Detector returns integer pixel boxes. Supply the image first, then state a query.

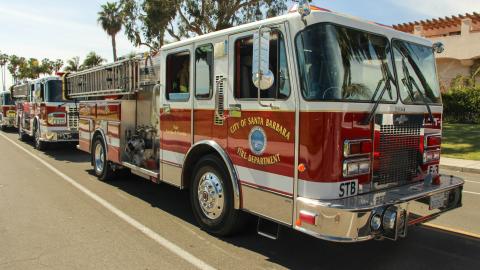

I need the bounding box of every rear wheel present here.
[190,154,246,236]
[93,137,114,181]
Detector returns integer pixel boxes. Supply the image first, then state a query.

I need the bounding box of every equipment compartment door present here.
[226,23,296,225]
[159,45,194,187]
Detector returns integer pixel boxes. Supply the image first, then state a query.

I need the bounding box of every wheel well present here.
[182,144,223,190]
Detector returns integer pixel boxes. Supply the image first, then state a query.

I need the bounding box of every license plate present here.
[429,192,447,210]
[7,112,15,117]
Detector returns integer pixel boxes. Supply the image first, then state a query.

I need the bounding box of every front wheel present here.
[34,124,47,150]
[93,137,114,181]
[190,155,247,236]
[18,122,27,141]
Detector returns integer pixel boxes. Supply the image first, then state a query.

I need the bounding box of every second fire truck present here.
[0,92,16,130]
[0,91,16,131]
[11,76,79,150]
[63,6,463,242]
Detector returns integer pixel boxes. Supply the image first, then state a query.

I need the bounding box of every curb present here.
[441,164,480,174]
[423,223,480,239]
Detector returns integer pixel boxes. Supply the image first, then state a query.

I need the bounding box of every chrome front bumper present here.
[40,128,79,142]
[0,117,15,127]
[294,175,463,242]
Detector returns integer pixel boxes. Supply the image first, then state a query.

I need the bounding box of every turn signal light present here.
[299,211,317,225]
[426,134,442,147]
[343,139,372,157]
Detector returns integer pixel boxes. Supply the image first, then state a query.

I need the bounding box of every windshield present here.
[2,93,13,105]
[392,40,441,104]
[46,80,66,102]
[295,23,397,102]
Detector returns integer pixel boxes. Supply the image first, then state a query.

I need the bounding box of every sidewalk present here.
[441,157,480,174]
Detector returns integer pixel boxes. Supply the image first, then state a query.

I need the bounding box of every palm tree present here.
[40,58,54,76]
[0,52,8,91]
[7,55,25,84]
[98,2,122,61]
[81,51,106,70]
[64,57,81,72]
[53,59,64,73]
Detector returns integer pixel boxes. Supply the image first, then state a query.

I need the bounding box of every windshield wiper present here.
[362,61,394,125]
[400,57,435,123]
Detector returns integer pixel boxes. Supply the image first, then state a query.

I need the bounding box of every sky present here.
[1,0,479,88]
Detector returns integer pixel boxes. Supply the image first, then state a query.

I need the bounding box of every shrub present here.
[442,87,480,123]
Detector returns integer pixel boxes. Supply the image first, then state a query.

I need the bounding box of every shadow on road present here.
[5,128,91,163]
[94,170,480,270]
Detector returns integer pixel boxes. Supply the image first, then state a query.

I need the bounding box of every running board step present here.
[257,217,280,240]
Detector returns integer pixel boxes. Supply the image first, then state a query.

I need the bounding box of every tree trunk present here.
[111,34,117,62]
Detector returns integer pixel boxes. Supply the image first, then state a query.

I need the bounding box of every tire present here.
[190,154,247,236]
[34,123,47,150]
[18,122,27,141]
[92,137,115,181]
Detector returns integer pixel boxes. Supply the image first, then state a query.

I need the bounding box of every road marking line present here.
[463,190,480,196]
[464,180,480,184]
[423,223,480,239]
[0,133,215,270]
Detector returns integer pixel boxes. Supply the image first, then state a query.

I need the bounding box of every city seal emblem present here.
[249,126,267,156]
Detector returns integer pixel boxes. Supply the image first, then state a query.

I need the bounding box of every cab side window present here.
[195,44,214,99]
[234,31,291,99]
[166,51,190,101]
[34,83,44,102]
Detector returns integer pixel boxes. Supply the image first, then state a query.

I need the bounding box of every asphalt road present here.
[0,130,479,270]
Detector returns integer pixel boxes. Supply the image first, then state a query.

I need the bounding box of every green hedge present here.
[442,87,480,124]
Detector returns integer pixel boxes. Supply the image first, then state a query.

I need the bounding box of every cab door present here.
[226,23,296,225]
[159,45,194,187]
[192,38,229,147]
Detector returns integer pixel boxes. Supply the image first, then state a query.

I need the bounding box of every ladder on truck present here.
[11,83,30,99]
[63,58,140,99]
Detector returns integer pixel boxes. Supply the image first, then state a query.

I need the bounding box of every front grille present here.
[68,107,79,129]
[373,123,422,187]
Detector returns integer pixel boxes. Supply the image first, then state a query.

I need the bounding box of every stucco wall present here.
[436,58,472,91]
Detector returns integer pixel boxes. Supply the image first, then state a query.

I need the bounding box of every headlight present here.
[47,112,66,125]
[423,150,440,163]
[343,158,370,177]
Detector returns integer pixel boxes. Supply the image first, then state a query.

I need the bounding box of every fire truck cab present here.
[0,91,16,130]
[65,6,463,242]
[15,77,79,150]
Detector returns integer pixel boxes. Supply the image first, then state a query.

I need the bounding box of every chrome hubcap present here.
[94,143,105,174]
[197,172,224,220]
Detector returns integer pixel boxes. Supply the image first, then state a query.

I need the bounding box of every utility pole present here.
[0,53,8,92]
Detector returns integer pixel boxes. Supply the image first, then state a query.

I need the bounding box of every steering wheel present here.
[322,86,341,99]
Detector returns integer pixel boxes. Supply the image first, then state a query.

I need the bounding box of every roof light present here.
[289,2,331,15]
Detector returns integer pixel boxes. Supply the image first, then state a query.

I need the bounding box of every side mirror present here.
[433,42,445,54]
[252,27,274,90]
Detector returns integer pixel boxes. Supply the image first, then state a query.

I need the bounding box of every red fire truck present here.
[0,91,16,130]
[63,5,463,242]
[12,76,79,150]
